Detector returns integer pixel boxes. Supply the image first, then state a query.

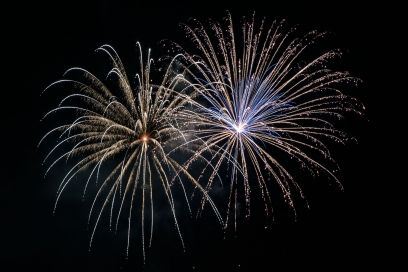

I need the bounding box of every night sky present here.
[2,0,398,271]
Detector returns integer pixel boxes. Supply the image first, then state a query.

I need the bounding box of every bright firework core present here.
[141,134,149,142]
[233,123,246,133]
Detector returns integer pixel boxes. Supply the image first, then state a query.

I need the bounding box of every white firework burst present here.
[39,43,222,259]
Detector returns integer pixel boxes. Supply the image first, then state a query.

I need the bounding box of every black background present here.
[1,0,399,271]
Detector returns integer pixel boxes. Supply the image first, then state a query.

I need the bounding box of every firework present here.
[39,43,222,259]
[173,14,363,228]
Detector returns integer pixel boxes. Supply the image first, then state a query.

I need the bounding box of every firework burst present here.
[39,43,222,259]
[173,14,364,228]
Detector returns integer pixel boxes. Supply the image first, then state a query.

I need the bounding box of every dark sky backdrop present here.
[1,0,398,271]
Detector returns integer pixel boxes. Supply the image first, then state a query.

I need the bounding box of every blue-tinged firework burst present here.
[173,13,363,228]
